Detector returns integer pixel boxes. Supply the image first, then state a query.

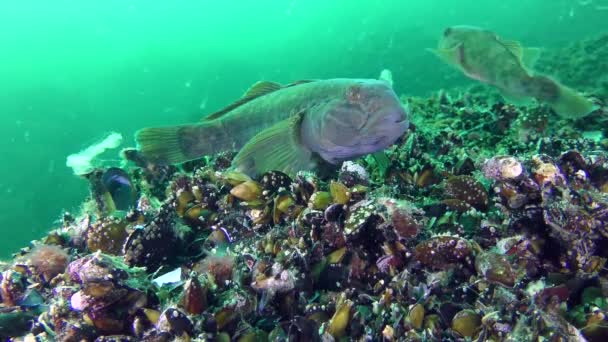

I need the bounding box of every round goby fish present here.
[135,79,409,177]
[429,25,596,118]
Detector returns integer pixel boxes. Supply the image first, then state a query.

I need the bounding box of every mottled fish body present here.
[429,25,596,118]
[136,78,408,176]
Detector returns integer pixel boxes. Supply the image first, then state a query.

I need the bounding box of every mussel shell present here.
[299,209,326,230]
[324,203,346,225]
[260,170,293,195]
[86,220,128,255]
[156,308,193,336]
[288,316,321,342]
[180,277,207,315]
[123,220,177,269]
[291,175,317,204]
[95,336,137,342]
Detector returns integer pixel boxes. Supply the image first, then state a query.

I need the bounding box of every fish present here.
[135,79,409,177]
[101,167,137,211]
[429,25,596,118]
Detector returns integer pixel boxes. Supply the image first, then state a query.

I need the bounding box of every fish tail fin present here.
[135,123,217,164]
[529,75,597,118]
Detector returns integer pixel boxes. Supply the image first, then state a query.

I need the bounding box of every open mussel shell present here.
[327,299,353,339]
[179,276,207,315]
[451,309,482,338]
[230,180,263,202]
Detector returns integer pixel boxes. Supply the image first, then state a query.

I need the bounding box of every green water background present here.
[1,0,606,257]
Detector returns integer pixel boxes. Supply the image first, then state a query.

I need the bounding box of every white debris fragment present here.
[66,132,123,175]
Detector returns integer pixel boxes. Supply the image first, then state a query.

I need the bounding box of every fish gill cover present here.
[1,1,608,341]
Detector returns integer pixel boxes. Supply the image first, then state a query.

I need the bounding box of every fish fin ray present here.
[202,80,315,122]
[527,75,596,118]
[135,126,190,164]
[498,38,524,62]
[202,81,282,121]
[284,80,317,87]
[135,124,211,164]
[243,81,282,98]
[202,98,252,121]
[231,113,314,177]
[549,82,596,118]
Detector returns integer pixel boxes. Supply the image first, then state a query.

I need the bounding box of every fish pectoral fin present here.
[231,113,315,177]
[243,81,283,98]
[427,45,462,67]
[522,47,542,71]
[498,38,524,61]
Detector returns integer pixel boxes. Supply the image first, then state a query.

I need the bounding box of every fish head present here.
[301,80,409,164]
[438,25,493,49]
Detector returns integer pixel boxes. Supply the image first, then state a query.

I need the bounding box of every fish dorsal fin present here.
[201,80,313,122]
[284,79,316,87]
[498,38,524,61]
[202,81,282,121]
[243,80,282,98]
[202,98,252,121]
[231,112,314,177]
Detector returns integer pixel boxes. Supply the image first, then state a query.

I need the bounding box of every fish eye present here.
[443,28,452,36]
